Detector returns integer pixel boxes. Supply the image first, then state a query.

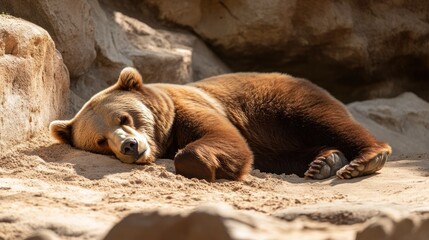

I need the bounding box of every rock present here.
[69,0,135,102]
[356,212,429,240]
[348,92,429,158]
[273,202,390,225]
[25,229,60,240]
[0,16,69,151]
[0,0,229,106]
[190,39,231,81]
[117,11,193,85]
[0,0,96,78]
[70,1,230,107]
[89,0,133,70]
[115,10,230,84]
[104,205,231,240]
[104,203,303,240]
[131,48,193,84]
[70,67,111,109]
[143,0,429,102]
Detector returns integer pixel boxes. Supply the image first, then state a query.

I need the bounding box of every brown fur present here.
[50,67,391,182]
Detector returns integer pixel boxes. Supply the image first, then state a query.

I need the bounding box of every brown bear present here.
[50,67,391,182]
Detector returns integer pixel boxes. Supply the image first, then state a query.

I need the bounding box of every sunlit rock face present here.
[0,0,96,78]
[0,16,69,150]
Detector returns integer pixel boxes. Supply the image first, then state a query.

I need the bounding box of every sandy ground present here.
[1,129,428,239]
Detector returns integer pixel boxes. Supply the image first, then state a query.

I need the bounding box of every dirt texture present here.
[1,94,428,240]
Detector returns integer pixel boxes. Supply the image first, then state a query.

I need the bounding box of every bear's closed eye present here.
[119,115,130,125]
[97,138,107,146]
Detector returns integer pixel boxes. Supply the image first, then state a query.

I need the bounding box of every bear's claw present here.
[336,152,389,179]
[304,151,348,180]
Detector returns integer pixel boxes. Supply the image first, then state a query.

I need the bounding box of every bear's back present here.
[189,72,341,121]
[190,73,342,143]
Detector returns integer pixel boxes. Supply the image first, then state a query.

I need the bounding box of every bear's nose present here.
[120,138,138,157]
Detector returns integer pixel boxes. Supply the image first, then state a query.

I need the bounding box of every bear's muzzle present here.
[120,138,140,159]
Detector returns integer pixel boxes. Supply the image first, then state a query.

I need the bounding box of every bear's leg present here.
[304,149,349,180]
[279,92,392,179]
[173,109,253,182]
[336,143,391,179]
[174,136,253,182]
[174,147,217,181]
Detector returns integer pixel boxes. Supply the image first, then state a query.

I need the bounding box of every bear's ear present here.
[49,120,73,145]
[116,67,144,91]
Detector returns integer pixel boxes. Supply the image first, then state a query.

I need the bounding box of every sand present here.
[1,93,429,239]
[1,131,428,240]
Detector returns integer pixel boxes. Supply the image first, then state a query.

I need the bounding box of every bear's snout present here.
[120,138,140,159]
[109,126,152,164]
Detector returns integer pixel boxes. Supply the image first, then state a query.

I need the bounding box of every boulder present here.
[117,11,193,84]
[115,10,230,84]
[348,92,429,158]
[143,0,429,102]
[104,203,300,240]
[104,203,429,240]
[356,212,429,240]
[0,0,96,78]
[25,229,60,240]
[0,16,69,151]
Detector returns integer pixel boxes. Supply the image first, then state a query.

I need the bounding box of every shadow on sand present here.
[23,143,429,182]
[23,143,175,180]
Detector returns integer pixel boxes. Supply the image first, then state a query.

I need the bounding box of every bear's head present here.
[49,67,173,164]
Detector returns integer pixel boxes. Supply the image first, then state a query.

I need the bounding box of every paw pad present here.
[305,151,348,180]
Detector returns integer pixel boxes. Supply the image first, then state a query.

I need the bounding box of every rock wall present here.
[142,0,429,102]
[0,16,69,151]
[0,0,96,78]
[3,0,427,103]
[0,0,231,111]
[72,0,230,103]
[348,92,429,158]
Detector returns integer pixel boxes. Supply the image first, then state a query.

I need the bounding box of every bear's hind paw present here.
[336,151,389,179]
[304,150,348,180]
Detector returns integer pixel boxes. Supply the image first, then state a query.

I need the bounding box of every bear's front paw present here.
[174,149,216,182]
[336,152,389,179]
[304,150,348,180]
